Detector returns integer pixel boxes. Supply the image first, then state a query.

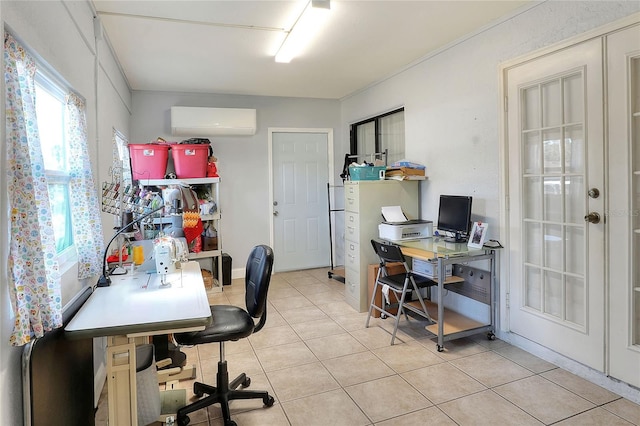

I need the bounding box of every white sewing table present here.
[65,261,211,426]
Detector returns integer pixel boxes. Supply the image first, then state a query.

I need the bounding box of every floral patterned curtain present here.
[5,33,62,345]
[66,93,104,279]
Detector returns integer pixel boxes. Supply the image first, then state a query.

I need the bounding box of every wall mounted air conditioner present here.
[171,106,257,136]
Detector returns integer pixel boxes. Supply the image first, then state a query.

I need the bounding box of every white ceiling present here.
[93,0,530,99]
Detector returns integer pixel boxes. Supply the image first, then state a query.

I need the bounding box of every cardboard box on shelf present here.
[367,262,406,318]
[202,236,218,251]
[385,167,425,176]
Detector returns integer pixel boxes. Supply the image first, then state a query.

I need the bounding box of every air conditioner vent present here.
[171,106,256,136]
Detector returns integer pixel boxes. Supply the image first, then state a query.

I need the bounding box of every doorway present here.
[504,21,640,388]
[269,129,334,272]
[606,24,640,388]
[505,38,606,371]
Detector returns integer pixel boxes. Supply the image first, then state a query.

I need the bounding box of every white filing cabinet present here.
[344,180,419,312]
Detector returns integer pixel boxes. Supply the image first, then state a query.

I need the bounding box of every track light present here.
[275,0,331,63]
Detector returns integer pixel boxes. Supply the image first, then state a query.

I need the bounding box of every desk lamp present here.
[97,205,164,287]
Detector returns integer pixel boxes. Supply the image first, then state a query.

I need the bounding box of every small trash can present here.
[136,344,161,426]
[213,253,232,285]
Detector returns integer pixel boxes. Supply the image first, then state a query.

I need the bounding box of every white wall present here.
[342,1,639,228]
[339,1,640,323]
[131,91,340,270]
[0,1,132,423]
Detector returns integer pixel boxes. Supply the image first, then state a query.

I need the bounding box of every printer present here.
[378,205,433,241]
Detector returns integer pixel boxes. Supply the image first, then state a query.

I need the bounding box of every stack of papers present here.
[385,167,426,180]
[386,160,426,180]
[381,206,407,223]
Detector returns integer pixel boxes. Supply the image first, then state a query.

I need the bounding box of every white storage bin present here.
[413,258,452,279]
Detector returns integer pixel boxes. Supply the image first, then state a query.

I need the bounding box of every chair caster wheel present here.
[381,314,388,319]
[264,395,275,407]
[487,332,496,340]
[225,420,237,426]
[193,383,204,397]
[242,376,251,387]
[437,344,444,352]
[177,415,190,426]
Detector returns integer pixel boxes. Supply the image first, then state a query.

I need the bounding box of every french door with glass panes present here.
[506,38,605,371]
[607,24,640,388]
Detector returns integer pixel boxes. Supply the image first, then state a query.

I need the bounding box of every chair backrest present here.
[244,245,274,332]
[371,239,405,264]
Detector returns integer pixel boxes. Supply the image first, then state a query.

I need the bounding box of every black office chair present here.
[174,245,275,426]
[366,239,436,344]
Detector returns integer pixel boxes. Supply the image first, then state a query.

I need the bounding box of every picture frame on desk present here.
[468,221,488,249]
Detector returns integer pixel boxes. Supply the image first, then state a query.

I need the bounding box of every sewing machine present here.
[154,236,188,285]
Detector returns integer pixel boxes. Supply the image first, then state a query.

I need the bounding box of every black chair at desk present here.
[366,239,436,344]
[174,245,275,426]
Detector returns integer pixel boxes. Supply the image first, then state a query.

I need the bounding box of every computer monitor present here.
[437,195,473,243]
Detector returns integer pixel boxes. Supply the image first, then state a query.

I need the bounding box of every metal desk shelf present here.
[397,238,497,351]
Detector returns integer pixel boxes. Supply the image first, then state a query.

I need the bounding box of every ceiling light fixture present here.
[275,0,331,63]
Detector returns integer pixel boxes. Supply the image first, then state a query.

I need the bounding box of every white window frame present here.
[34,71,77,271]
[350,108,405,164]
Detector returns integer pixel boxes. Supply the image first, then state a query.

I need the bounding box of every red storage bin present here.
[128,144,170,179]
[171,144,209,178]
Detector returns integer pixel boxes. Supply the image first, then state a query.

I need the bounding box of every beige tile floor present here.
[96,267,640,426]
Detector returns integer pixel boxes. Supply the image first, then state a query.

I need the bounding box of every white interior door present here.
[607,24,640,388]
[271,131,330,272]
[506,39,605,371]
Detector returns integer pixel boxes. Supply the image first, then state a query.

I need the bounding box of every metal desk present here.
[396,238,497,351]
[65,261,211,425]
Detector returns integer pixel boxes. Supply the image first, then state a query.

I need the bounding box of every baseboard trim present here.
[497,331,640,404]
[231,267,244,280]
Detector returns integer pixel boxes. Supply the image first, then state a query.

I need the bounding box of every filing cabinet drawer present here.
[344,183,360,212]
[345,240,360,270]
[345,267,367,312]
[345,211,360,242]
[345,195,359,213]
[344,267,360,301]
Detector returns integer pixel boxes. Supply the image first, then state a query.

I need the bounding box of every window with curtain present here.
[4,32,104,345]
[350,108,405,165]
[35,73,74,254]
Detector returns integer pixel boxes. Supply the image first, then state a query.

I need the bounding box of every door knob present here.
[584,212,600,224]
[273,211,279,216]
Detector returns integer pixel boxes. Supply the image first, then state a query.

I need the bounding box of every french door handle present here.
[584,212,600,224]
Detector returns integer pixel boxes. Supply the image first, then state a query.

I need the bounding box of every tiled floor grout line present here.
[274,281,395,425]
[96,268,640,425]
[268,297,376,425]
[269,281,460,425]
[265,272,635,426]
